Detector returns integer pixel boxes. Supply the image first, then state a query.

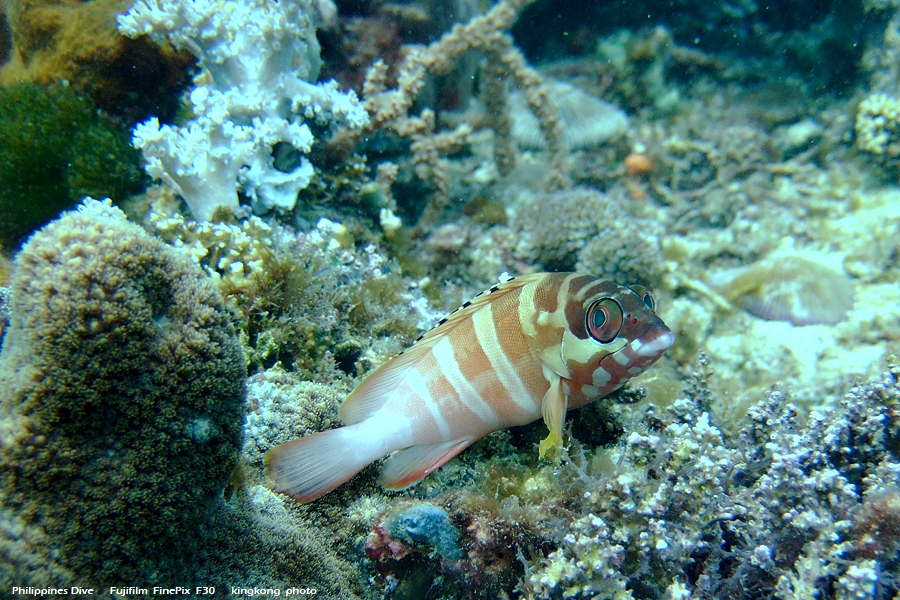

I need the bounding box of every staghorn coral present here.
[0,199,246,587]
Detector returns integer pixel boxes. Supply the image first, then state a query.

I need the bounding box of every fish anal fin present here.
[379,438,474,490]
[341,274,544,425]
[539,375,568,459]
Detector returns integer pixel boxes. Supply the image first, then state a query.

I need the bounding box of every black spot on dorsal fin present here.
[388,274,524,359]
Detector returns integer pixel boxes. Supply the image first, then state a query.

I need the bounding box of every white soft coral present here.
[118,0,369,220]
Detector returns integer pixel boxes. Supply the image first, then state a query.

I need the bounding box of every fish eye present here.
[586,298,623,343]
[629,285,657,313]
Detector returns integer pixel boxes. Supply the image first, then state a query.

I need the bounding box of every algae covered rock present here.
[0,199,246,586]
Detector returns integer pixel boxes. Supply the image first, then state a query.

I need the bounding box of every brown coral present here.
[0,0,194,121]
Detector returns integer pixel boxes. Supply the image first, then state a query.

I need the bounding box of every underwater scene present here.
[1,0,900,598]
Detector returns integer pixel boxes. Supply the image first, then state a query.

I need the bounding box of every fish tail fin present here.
[265,425,376,503]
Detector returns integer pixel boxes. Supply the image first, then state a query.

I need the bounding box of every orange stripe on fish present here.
[265,272,675,502]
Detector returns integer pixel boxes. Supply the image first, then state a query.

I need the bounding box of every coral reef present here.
[0,199,246,586]
[117,0,369,220]
[518,361,900,600]
[3,0,900,595]
[0,0,195,120]
[363,485,555,600]
[150,204,432,377]
[0,83,145,249]
[352,0,572,229]
[198,484,366,598]
[512,187,665,287]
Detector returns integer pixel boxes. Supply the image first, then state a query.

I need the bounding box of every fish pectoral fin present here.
[379,438,474,490]
[539,376,568,459]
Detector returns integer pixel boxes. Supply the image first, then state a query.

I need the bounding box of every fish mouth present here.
[599,328,675,379]
[630,329,676,360]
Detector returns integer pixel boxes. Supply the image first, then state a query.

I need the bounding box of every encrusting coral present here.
[0,199,246,586]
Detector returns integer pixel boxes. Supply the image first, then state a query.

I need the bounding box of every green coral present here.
[0,83,145,248]
[0,199,246,586]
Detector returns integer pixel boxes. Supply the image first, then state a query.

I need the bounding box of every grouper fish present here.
[266,272,675,502]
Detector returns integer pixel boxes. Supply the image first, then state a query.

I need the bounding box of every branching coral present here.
[353,0,570,225]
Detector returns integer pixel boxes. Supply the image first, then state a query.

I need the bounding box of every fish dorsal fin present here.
[339,273,543,425]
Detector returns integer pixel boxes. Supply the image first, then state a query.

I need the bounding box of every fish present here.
[265,272,675,502]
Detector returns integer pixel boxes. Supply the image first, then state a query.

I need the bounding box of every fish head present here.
[555,280,674,398]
